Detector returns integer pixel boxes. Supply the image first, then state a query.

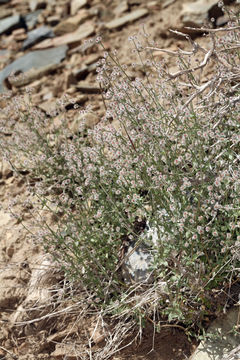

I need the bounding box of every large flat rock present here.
[0,45,68,92]
[190,307,240,360]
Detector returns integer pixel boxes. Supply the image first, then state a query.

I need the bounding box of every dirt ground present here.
[0,0,238,358]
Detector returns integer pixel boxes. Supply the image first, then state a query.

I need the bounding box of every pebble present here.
[29,0,47,12]
[105,8,148,30]
[76,81,101,93]
[71,0,87,16]
[54,9,90,36]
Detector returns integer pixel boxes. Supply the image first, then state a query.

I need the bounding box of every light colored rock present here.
[0,159,13,178]
[76,81,100,93]
[22,25,54,50]
[71,0,87,16]
[190,307,240,360]
[8,63,63,87]
[51,344,81,359]
[29,0,46,12]
[54,9,90,35]
[0,8,12,19]
[11,255,61,324]
[113,0,128,15]
[162,0,176,9]
[33,23,94,49]
[121,221,160,283]
[0,209,12,227]
[69,112,99,133]
[105,8,148,30]
[181,0,220,27]
[12,28,27,41]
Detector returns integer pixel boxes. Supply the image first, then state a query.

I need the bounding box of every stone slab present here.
[0,45,68,92]
[190,307,240,360]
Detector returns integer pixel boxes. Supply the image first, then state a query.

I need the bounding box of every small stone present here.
[216,14,229,27]
[76,81,101,93]
[89,325,105,344]
[54,9,90,36]
[72,65,88,81]
[12,28,27,41]
[162,0,176,9]
[22,26,54,50]
[33,23,94,49]
[105,8,148,30]
[113,1,128,15]
[69,112,99,133]
[51,344,81,359]
[0,8,13,20]
[29,0,47,12]
[0,49,9,64]
[0,160,13,179]
[65,94,87,110]
[180,0,223,28]
[38,98,57,115]
[84,53,100,65]
[46,15,60,27]
[71,0,87,16]
[0,14,24,35]
[23,10,42,30]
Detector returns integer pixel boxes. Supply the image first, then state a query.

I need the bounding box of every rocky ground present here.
[0,0,239,359]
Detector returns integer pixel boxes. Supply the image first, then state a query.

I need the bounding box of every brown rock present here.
[51,344,81,359]
[0,8,13,20]
[84,53,101,65]
[113,0,128,15]
[46,15,60,26]
[71,0,87,16]
[89,325,105,344]
[33,23,95,49]
[69,112,99,133]
[76,81,100,93]
[105,8,149,29]
[12,28,27,41]
[0,159,13,178]
[38,94,87,114]
[54,9,90,36]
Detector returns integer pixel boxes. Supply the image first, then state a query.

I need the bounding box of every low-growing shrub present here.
[1,4,240,342]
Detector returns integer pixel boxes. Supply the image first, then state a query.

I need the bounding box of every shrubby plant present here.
[1,4,240,342]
